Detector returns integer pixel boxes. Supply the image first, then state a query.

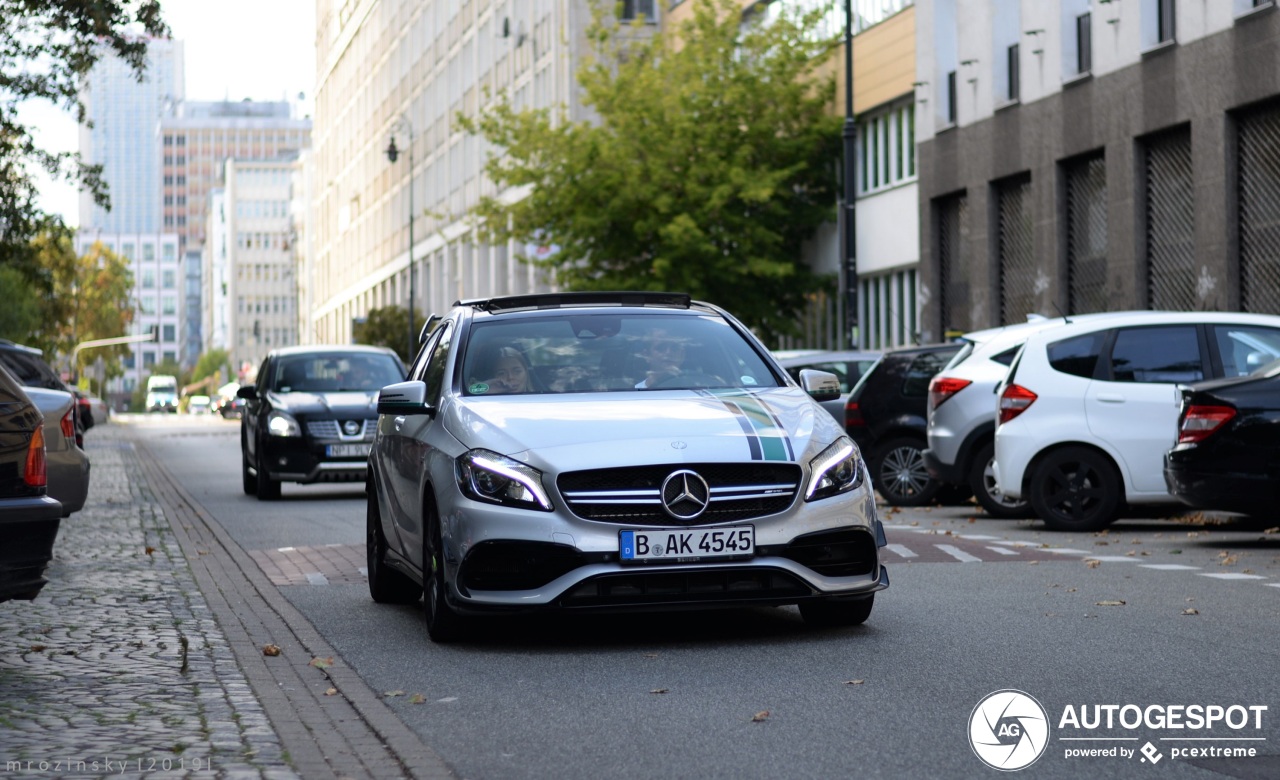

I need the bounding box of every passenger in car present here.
[470,345,534,394]
[635,329,688,389]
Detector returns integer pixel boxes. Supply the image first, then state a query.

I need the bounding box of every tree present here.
[32,234,134,378]
[460,0,842,342]
[353,305,422,365]
[191,348,231,383]
[0,265,41,342]
[0,0,168,256]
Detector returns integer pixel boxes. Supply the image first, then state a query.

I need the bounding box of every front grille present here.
[780,528,878,578]
[459,541,587,592]
[305,419,373,441]
[559,567,810,608]
[558,463,801,525]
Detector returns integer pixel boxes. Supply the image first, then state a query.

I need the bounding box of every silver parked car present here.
[366,293,889,642]
[24,387,91,517]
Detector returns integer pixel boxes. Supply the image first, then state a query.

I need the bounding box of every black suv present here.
[844,343,963,506]
[0,363,63,603]
[240,346,406,500]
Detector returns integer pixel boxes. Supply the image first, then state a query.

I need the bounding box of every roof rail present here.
[458,291,692,313]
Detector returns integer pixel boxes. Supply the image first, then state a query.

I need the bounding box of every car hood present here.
[267,390,378,416]
[445,388,845,472]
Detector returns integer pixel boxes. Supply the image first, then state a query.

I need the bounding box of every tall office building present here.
[308,1,632,344]
[78,38,184,233]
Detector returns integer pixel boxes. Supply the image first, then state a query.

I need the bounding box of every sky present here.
[25,0,317,227]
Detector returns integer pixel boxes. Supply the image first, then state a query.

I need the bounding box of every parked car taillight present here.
[24,426,46,487]
[928,376,972,411]
[60,408,76,440]
[1178,404,1236,444]
[998,384,1038,425]
[844,400,865,428]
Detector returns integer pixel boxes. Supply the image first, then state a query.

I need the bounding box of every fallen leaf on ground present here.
[751,710,770,722]
[324,688,337,696]
[144,546,156,556]
[650,688,669,695]
[1029,561,1039,565]
[384,690,405,698]
[1264,527,1278,535]
[1181,608,1199,615]
[409,694,426,704]
[262,644,281,657]
[643,653,659,659]
[29,645,46,652]
[1067,588,1078,592]
[1096,600,1126,606]
[309,657,334,669]
[1095,541,1109,546]
[844,679,865,686]
[968,518,976,524]
[1085,559,1101,568]
[1125,551,1137,557]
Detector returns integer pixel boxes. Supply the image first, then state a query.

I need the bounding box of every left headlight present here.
[456,449,553,511]
[267,411,301,437]
[805,437,864,501]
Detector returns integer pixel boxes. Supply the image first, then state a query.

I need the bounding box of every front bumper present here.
[261,435,370,484]
[0,495,63,603]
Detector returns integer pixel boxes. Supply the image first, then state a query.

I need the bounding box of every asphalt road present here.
[134,414,1280,779]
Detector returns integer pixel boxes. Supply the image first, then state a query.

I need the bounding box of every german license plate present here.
[619,526,754,562]
[326,443,371,458]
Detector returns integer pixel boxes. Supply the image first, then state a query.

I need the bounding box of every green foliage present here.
[34,234,135,379]
[0,266,41,342]
[459,0,842,342]
[353,305,422,365]
[191,348,232,384]
[0,0,168,253]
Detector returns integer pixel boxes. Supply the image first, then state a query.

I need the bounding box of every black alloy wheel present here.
[366,485,421,604]
[799,594,875,628]
[1029,446,1121,532]
[255,437,281,501]
[873,437,940,507]
[967,442,1033,519]
[423,492,467,643]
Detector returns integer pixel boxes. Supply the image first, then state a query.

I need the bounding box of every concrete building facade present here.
[916,0,1280,342]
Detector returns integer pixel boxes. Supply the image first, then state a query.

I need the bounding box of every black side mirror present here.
[237,385,258,400]
[377,380,434,416]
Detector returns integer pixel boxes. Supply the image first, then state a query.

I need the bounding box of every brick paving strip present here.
[127,427,452,780]
[0,422,450,780]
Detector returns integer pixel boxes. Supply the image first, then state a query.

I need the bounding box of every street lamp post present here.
[385,115,415,361]
[842,0,859,348]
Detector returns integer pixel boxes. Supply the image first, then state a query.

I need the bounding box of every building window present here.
[1006,44,1020,101]
[1142,126,1195,309]
[1235,102,1280,313]
[1064,154,1108,314]
[162,296,177,315]
[936,192,970,337]
[162,270,176,289]
[1076,13,1092,74]
[857,102,916,195]
[143,351,156,368]
[162,324,176,342]
[142,269,155,289]
[163,351,176,364]
[620,0,656,22]
[858,268,919,350]
[996,174,1035,325]
[163,244,175,261]
[946,70,957,124]
[1158,0,1176,42]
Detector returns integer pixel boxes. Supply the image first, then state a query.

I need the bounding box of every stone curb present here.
[129,430,453,780]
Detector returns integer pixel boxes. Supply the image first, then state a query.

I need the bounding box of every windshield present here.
[270,353,405,393]
[462,313,781,396]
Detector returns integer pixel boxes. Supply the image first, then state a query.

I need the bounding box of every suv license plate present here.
[326,444,371,457]
[620,526,754,562]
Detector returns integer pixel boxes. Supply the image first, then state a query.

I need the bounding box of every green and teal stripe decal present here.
[702,390,794,462]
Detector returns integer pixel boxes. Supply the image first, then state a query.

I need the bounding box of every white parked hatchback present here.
[994,311,1280,531]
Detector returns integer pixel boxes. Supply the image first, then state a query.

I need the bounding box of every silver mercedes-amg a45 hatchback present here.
[365,292,889,641]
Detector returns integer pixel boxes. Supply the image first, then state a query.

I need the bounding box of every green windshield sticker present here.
[469,382,489,394]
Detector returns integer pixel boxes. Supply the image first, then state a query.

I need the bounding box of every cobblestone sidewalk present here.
[0,424,297,779]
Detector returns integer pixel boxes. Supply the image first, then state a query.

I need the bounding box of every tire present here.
[1028,446,1121,532]
[800,594,874,628]
[366,486,421,604]
[872,437,940,507]
[242,449,257,496]
[423,493,467,643]
[967,442,1033,519]
[255,438,281,501]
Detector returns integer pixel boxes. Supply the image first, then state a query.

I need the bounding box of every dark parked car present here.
[240,346,407,500]
[0,339,93,435]
[0,363,63,603]
[844,343,963,506]
[776,349,882,424]
[1164,359,1280,516]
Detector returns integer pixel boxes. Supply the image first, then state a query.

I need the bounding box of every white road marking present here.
[1045,548,1091,555]
[1198,573,1267,580]
[277,547,295,552]
[1081,556,1143,563]
[957,534,1000,540]
[1139,564,1202,571]
[304,572,330,585]
[985,546,1020,556]
[884,544,917,559]
[937,544,982,563]
[358,567,369,577]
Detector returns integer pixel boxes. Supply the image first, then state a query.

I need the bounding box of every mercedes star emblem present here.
[660,469,710,521]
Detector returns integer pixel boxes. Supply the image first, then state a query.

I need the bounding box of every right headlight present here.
[456,449,553,511]
[804,437,864,501]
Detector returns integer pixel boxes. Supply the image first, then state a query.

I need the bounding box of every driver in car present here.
[636,329,688,389]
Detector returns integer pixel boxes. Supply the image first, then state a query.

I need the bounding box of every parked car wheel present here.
[255,439,281,501]
[423,494,466,643]
[242,450,256,496]
[968,442,1033,519]
[1029,446,1121,532]
[873,437,939,506]
[367,488,421,604]
[799,594,874,627]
